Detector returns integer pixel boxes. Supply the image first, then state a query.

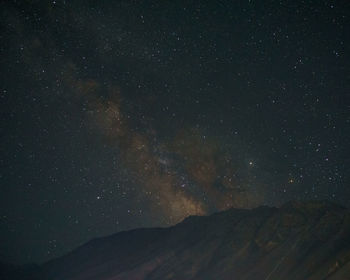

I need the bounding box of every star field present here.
[0,0,349,264]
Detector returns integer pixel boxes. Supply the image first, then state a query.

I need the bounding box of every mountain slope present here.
[8,201,350,280]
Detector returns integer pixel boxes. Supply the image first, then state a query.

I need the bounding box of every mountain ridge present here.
[3,200,350,280]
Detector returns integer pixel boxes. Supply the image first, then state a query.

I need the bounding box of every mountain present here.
[4,201,350,280]
[0,262,39,280]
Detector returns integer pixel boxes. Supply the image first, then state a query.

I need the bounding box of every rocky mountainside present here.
[5,201,350,280]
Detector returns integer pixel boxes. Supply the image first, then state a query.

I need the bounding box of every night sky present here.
[0,0,349,265]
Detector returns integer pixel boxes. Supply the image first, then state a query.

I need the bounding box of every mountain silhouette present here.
[3,200,350,279]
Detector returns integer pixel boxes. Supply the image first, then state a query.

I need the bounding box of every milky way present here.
[0,1,349,264]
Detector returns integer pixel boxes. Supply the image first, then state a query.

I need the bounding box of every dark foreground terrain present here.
[2,201,350,280]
